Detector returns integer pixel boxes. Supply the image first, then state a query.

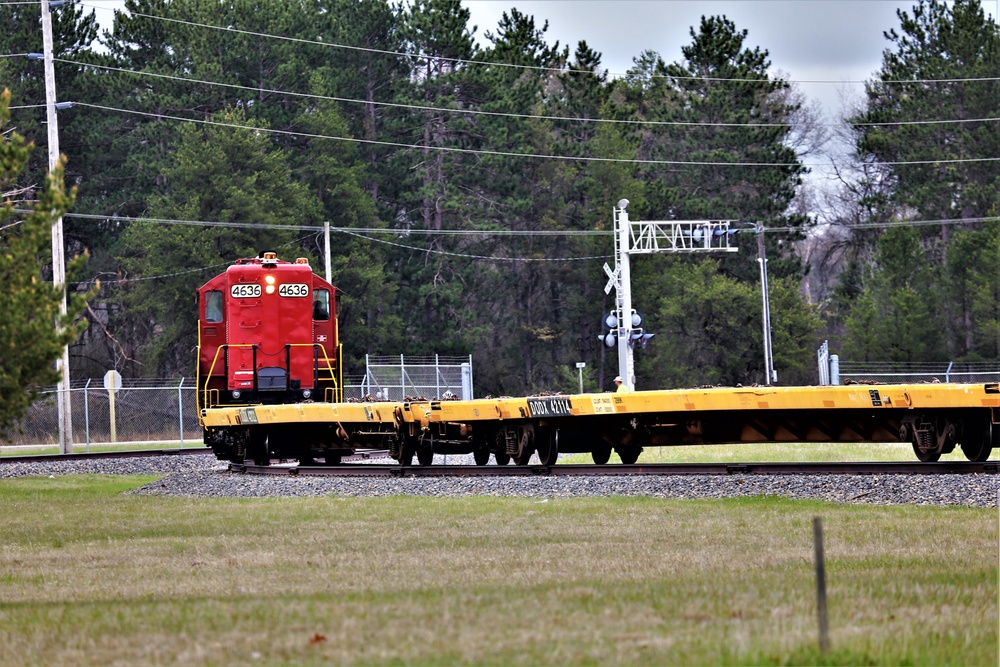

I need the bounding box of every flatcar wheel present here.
[250,430,270,466]
[591,445,612,465]
[514,448,534,466]
[536,430,559,466]
[417,440,434,466]
[911,441,941,463]
[960,419,993,462]
[617,446,641,465]
[399,445,414,466]
[494,451,511,466]
[231,434,247,464]
[473,449,490,466]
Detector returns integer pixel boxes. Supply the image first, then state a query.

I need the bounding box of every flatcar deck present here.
[200,383,1000,465]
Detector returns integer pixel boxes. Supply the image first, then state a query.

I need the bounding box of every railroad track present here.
[0,447,390,466]
[231,460,1000,477]
[0,447,213,464]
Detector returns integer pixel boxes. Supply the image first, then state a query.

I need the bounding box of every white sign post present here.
[104,370,122,444]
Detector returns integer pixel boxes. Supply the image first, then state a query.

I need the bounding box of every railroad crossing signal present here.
[604,200,740,390]
[603,263,620,295]
[599,309,655,349]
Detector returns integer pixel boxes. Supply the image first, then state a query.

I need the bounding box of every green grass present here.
[562,441,1000,465]
[0,441,200,456]
[0,476,995,666]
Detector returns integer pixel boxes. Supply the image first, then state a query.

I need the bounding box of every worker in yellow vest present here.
[614,375,630,393]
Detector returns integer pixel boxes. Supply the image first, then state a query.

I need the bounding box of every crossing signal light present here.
[630,332,655,349]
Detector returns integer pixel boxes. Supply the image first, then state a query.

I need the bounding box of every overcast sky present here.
[461,0,997,120]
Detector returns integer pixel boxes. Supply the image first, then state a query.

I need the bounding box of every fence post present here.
[83,378,92,452]
[178,377,185,449]
[436,354,441,399]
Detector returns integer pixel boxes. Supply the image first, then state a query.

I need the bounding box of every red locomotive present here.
[196,252,340,409]
[197,252,352,464]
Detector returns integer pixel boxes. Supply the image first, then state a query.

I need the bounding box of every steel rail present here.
[0,447,214,464]
[230,460,999,477]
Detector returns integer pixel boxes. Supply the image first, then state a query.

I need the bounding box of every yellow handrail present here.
[199,342,341,411]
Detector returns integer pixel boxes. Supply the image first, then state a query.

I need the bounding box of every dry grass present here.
[562,441,999,464]
[0,475,996,666]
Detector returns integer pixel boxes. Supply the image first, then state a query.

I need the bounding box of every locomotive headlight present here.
[302,389,312,399]
[265,284,276,294]
[231,390,242,400]
[264,274,276,294]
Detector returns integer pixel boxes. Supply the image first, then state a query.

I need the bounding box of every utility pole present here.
[757,225,775,386]
[40,0,73,452]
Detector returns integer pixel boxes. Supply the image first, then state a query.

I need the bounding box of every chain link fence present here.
[817,343,1000,385]
[3,356,475,448]
[1,379,201,449]
[346,355,474,401]
[837,361,1000,385]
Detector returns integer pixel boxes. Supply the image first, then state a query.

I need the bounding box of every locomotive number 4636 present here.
[278,283,310,297]
[230,284,262,298]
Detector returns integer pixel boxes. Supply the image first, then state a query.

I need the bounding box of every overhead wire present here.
[50,56,1000,130]
[4,2,994,256]
[70,102,1000,168]
[77,2,1000,86]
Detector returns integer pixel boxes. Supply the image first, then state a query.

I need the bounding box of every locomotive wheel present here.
[513,449,534,465]
[591,445,612,465]
[617,446,641,465]
[473,449,490,466]
[417,440,434,466]
[960,418,994,462]
[536,429,559,466]
[494,451,511,466]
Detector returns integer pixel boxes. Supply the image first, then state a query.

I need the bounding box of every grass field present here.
[563,441,1000,465]
[0,474,996,666]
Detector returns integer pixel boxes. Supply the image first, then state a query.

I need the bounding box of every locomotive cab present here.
[197,253,340,410]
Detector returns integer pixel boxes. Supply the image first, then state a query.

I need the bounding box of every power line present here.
[50,56,1000,130]
[50,210,1000,236]
[340,230,611,263]
[70,102,1000,168]
[58,211,610,236]
[77,2,1000,86]
[72,101,808,167]
[68,232,318,286]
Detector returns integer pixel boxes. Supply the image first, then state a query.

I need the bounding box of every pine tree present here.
[0,90,90,428]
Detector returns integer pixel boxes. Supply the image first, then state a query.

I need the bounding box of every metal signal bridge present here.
[602,200,739,391]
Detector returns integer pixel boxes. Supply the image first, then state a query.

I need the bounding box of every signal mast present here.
[600,199,743,391]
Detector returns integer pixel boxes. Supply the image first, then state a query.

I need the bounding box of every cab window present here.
[205,290,223,323]
[313,289,330,321]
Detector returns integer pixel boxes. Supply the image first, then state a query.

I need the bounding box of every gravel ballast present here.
[1,453,997,507]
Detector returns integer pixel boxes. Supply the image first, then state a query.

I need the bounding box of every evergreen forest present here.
[1,0,997,406]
